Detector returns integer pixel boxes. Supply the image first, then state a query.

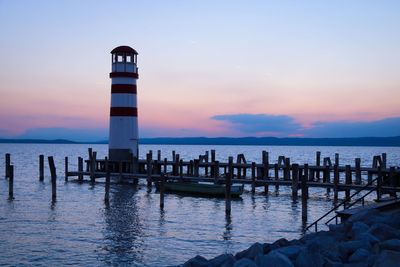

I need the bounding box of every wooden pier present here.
[4,148,400,225]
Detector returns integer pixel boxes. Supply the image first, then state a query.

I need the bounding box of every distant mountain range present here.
[1,136,400,146]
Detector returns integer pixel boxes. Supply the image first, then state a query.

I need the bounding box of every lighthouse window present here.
[117,55,123,62]
[126,55,132,62]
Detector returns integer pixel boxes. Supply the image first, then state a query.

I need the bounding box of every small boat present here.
[159,181,244,198]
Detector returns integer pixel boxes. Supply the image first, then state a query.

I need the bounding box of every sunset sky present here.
[0,1,399,141]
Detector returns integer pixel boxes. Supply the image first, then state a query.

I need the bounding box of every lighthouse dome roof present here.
[111,46,138,55]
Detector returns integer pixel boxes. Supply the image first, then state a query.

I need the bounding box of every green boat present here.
[160,181,244,197]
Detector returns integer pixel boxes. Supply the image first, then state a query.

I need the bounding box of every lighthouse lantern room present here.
[108,46,139,161]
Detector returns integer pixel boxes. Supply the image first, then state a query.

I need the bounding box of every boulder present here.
[347,208,379,224]
[348,248,370,263]
[263,238,290,254]
[295,245,324,267]
[274,245,302,260]
[209,254,235,267]
[255,251,294,267]
[368,223,400,241]
[338,240,371,261]
[349,221,369,239]
[232,258,257,267]
[235,242,263,260]
[183,255,209,267]
[379,239,400,252]
[355,232,380,246]
[374,250,400,267]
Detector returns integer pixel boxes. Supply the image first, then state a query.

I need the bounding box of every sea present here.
[0,144,399,266]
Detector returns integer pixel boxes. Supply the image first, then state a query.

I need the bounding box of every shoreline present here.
[180,207,400,267]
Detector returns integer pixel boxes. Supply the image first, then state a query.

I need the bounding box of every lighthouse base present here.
[109,149,134,161]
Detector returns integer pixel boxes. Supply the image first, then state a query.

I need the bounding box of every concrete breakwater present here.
[180,208,400,267]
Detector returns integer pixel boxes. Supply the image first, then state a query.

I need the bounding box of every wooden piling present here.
[333,164,339,200]
[205,151,209,176]
[274,163,279,191]
[355,158,361,185]
[179,159,183,179]
[251,162,256,194]
[39,154,44,181]
[325,165,331,194]
[292,164,299,198]
[376,166,382,201]
[302,164,309,200]
[211,150,216,162]
[284,158,290,180]
[64,157,68,182]
[225,157,233,215]
[160,172,165,209]
[316,151,321,181]
[78,157,83,181]
[382,153,387,169]
[163,158,167,174]
[389,167,396,197]
[334,153,339,166]
[5,153,10,179]
[146,153,152,187]
[48,156,57,200]
[105,157,110,203]
[345,165,352,200]
[214,161,220,183]
[194,159,199,177]
[262,151,269,179]
[8,165,14,199]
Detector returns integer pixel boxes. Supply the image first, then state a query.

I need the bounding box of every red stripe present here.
[110,107,138,117]
[111,84,137,94]
[110,72,139,78]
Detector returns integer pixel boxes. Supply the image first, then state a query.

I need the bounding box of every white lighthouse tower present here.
[108,46,139,161]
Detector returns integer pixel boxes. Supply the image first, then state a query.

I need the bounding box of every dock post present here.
[355,158,361,185]
[160,172,165,209]
[382,153,387,169]
[5,153,10,179]
[39,154,44,181]
[251,162,256,194]
[333,164,339,200]
[325,165,331,194]
[236,154,241,179]
[174,154,180,176]
[105,157,110,203]
[292,164,299,198]
[301,164,308,221]
[225,157,233,215]
[179,159,183,179]
[345,165,352,200]
[194,160,199,177]
[91,152,97,183]
[146,153,152,187]
[78,157,83,181]
[48,156,57,201]
[214,161,220,183]
[334,153,339,166]
[389,167,396,197]
[262,151,269,179]
[376,166,382,201]
[284,158,290,180]
[274,163,279,191]
[302,164,309,200]
[64,157,68,182]
[316,151,321,181]
[8,165,14,200]
[163,158,167,174]
[172,150,176,162]
[205,151,209,177]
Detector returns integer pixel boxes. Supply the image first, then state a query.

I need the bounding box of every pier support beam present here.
[5,153,10,179]
[225,157,233,215]
[39,155,44,181]
[8,165,14,200]
[48,156,57,201]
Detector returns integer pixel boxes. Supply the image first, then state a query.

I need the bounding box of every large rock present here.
[235,242,263,260]
[255,251,294,267]
[368,223,400,241]
[348,248,370,263]
[232,258,257,267]
[338,240,371,261]
[379,239,400,252]
[209,254,235,267]
[349,221,369,239]
[295,244,324,267]
[355,232,380,246]
[374,250,400,267]
[183,255,209,267]
[347,208,380,224]
[274,245,302,260]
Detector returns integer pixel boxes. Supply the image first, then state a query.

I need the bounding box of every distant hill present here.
[1,136,399,146]
[139,136,400,146]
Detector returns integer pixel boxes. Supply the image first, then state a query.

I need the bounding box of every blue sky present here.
[0,1,399,141]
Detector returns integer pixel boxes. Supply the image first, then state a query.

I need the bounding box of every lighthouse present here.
[108,46,139,161]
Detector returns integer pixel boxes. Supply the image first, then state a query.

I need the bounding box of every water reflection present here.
[101,184,144,265]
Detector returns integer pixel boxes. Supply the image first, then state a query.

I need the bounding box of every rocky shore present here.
[179,208,400,267]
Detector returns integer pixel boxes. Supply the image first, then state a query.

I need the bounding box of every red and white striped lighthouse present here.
[108,46,139,161]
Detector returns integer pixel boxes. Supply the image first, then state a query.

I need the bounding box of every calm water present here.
[0,144,399,266]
